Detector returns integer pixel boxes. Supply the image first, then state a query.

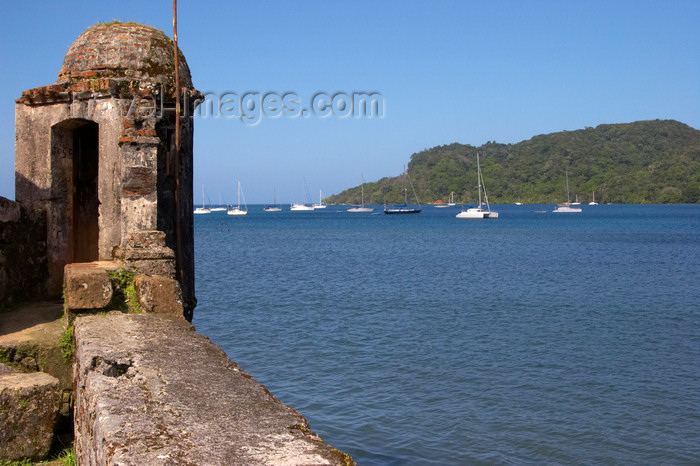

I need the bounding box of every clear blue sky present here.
[1,0,698,204]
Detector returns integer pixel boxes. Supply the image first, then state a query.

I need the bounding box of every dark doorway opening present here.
[71,121,99,262]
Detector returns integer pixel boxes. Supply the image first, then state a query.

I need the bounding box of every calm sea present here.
[192,204,700,465]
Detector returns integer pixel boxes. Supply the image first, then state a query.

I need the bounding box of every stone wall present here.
[0,197,47,308]
[73,313,354,465]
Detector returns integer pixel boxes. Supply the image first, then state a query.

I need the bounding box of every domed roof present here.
[58,22,193,89]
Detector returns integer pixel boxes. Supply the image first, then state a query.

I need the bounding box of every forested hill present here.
[327,120,700,205]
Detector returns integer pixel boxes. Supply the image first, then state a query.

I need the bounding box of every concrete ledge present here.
[73,313,354,465]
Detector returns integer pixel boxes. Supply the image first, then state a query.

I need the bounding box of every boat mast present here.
[302,177,309,204]
[403,165,408,204]
[360,175,365,207]
[565,170,571,203]
[477,153,483,207]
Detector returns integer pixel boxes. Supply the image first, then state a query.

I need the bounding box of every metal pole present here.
[173,0,190,320]
[173,0,180,150]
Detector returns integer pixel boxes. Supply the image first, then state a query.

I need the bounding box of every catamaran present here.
[553,171,582,213]
[227,181,248,216]
[456,153,498,219]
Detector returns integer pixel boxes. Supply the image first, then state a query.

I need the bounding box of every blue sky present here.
[1,0,698,204]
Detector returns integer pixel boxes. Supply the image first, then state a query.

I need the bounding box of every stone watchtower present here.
[14,23,200,320]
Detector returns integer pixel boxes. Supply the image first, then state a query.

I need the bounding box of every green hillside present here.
[327,120,700,205]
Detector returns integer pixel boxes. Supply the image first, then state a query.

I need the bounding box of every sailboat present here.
[552,171,582,213]
[264,188,282,212]
[313,189,327,209]
[348,174,373,212]
[193,184,211,214]
[211,191,227,212]
[448,192,456,207]
[456,153,498,219]
[227,181,248,216]
[589,191,598,205]
[290,178,314,211]
[384,166,421,214]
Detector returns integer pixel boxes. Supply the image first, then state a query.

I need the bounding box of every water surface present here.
[194,204,700,464]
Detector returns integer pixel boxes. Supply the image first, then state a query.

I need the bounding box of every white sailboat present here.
[264,188,282,212]
[227,181,248,216]
[211,191,226,212]
[194,184,211,214]
[553,171,582,213]
[448,192,456,206]
[290,178,315,210]
[313,189,327,209]
[348,174,373,212]
[589,191,598,205]
[456,153,498,219]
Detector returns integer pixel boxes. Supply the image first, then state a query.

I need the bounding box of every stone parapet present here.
[73,313,354,465]
[62,259,184,321]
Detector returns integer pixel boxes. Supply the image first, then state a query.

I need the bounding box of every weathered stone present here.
[0,197,48,308]
[123,230,167,249]
[134,275,183,316]
[0,372,61,461]
[113,230,177,279]
[63,263,113,310]
[73,313,355,465]
[0,363,14,375]
[58,23,193,93]
[20,356,38,371]
[0,196,21,223]
[14,22,198,312]
[0,302,71,388]
[122,166,156,196]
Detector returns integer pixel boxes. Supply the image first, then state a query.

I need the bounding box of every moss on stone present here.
[58,327,74,363]
[0,348,10,365]
[107,268,140,314]
[92,20,146,28]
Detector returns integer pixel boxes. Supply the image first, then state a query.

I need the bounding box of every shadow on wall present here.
[0,193,48,309]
